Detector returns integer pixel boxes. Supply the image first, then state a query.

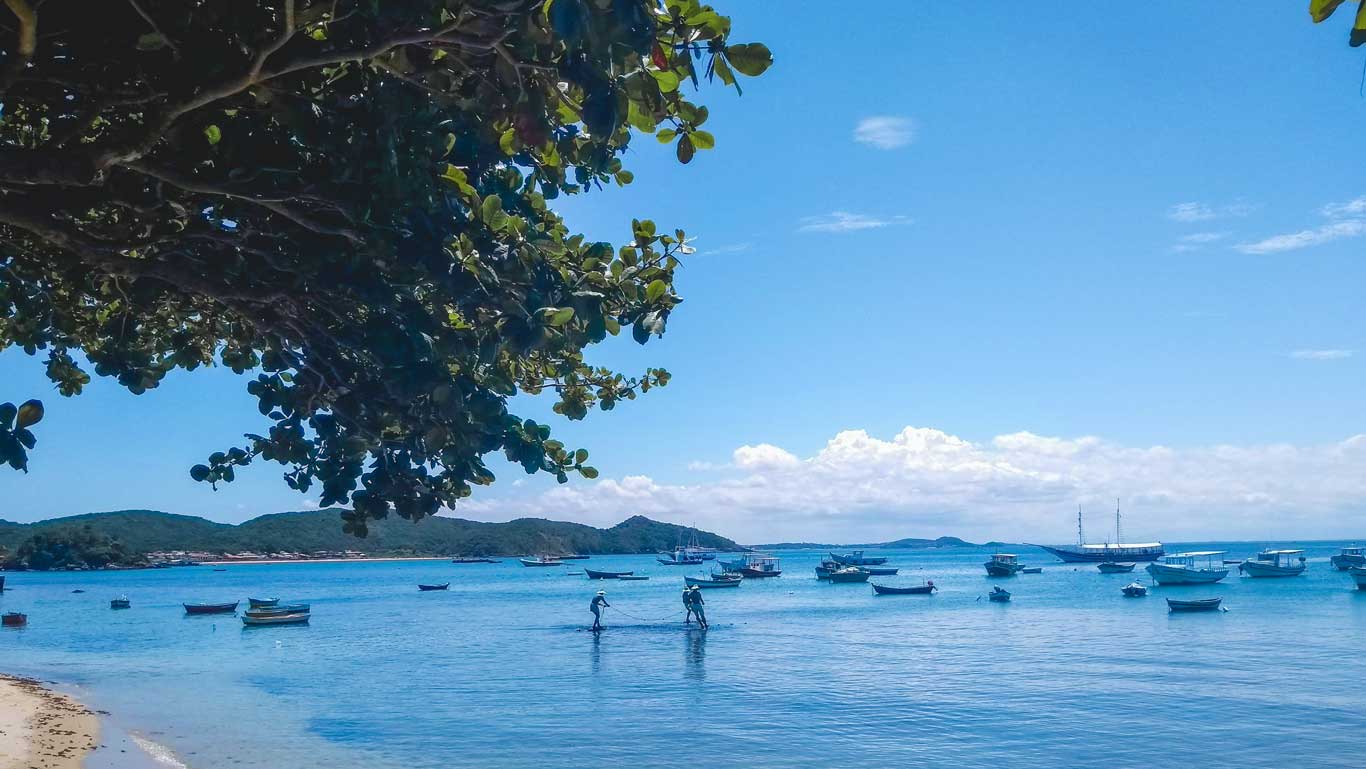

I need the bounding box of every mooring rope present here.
[602,606,686,622]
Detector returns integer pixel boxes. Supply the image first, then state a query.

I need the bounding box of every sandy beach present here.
[0,675,99,769]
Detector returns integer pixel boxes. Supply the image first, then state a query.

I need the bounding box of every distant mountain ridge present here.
[753,536,980,550]
[0,510,739,558]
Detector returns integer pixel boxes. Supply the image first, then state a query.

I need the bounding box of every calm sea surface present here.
[1,542,1364,768]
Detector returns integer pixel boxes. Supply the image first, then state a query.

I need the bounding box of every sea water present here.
[1,543,1363,768]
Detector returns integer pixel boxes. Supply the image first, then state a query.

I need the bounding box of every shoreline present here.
[0,674,99,769]
[198,555,453,565]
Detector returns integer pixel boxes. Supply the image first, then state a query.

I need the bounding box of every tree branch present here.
[0,0,36,96]
[125,0,179,60]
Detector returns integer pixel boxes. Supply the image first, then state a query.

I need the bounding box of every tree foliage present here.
[4,525,144,570]
[1311,0,1366,45]
[0,1,770,534]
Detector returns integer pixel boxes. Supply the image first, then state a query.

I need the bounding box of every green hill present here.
[0,510,738,561]
[755,535,980,550]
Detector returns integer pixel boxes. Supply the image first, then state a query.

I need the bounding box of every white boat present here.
[1349,566,1366,590]
[1239,549,1306,578]
[1121,582,1148,597]
[984,553,1024,576]
[519,556,564,567]
[1144,551,1230,585]
[1331,546,1366,571]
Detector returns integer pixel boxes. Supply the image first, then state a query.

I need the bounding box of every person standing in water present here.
[682,587,695,624]
[590,590,610,631]
[687,585,707,628]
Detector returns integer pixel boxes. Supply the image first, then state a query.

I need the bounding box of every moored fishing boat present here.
[110,596,130,609]
[1034,502,1164,563]
[519,556,564,567]
[585,569,634,579]
[2,612,26,626]
[861,565,900,576]
[871,580,936,595]
[1331,546,1365,571]
[183,601,239,615]
[984,553,1024,577]
[1349,566,1366,590]
[1021,567,1042,574]
[988,586,1011,602]
[736,554,782,578]
[657,547,704,566]
[1238,549,1306,578]
[418,583,449,591]
[829,551,888,566]
[1144,552,1229,585]
[244,603,310,614]
[1167,597,1223,612]
[247,597,279,608]
[1121,582,1148,597]
[684,575,740,588]
[827,567,870,584]
[1098,562,1136,574]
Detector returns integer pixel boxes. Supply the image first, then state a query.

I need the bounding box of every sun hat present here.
[596,590,605,595]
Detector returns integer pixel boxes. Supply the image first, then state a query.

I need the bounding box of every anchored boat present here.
[2,612,26,627]
[1144,551,1229,585]
[418,583,450,591]
[183,601,239,615]
[827,567,870,584]
[1034,502,1164,563]
[871,581,936,595]
[684,577,738,589]
[1167,597,1223,612]
[1098,562,1137,574]
[1331,546,1365,571]
[519,556,564,567]
[829,551,888,566]
[1121,582,1148,597]
[110,596,131,609]
[242,609,310,626]
[984,553,1025,577]
[988,586,1011,602]
[657,547,705,566]
[247,597,279,608]
[585,569,634,579]
[1239,549,1306,577]
[735,554,782,578]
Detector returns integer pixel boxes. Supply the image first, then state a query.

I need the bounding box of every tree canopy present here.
[0,0,770,534]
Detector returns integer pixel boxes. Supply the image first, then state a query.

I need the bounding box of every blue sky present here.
[5,2,1366,543]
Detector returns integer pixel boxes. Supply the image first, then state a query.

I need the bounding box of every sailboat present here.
[1034,501,1164,563]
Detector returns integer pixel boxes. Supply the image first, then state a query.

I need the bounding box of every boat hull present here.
[519,559,564,567]
[657,559,703,566]
[1167,598,1222,612]
[1349,567,1366,590]
[828,570,870,584]
[1121,584,1148,597]
[684,576,740,588]
[871,583,935,595]
[1037,544,1164,563]
[585,569,634,579]
[247,597,279,608]
[984,563,1022,577]
[243,612,310,626]
[1331,554,1366,570]
[1238,561,1305,578]
[738,567,781,578]
[418,584,450,591]
[183,602,239,614]
[1097,562,1136,574]
[1144,563,1228,585]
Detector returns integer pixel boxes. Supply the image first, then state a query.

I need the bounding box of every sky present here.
[5,2,1366,544]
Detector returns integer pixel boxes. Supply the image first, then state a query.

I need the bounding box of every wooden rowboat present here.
[242,611,310,626]
[110,597,131,609]
[827,567,870,584]
[247,597,279,608]
[519,557,564,567]
[2,612,26,627]
[183,602,238,615]
[245,603,309,614]
[418,583,450,591]
[684,576,740,588]
[988,586,1011,602]
[584,569,634,579]
[871,582,936,595]
[1167,597,1223,612]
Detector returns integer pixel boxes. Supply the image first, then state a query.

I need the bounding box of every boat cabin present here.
[1342,546,1364,556]
[989,553,1019,564]
[1252,549,1305,567]
[741,555,781,574]
[1161,551,1225,569]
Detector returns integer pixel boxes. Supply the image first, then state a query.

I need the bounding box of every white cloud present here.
[853,116,916,150]
[1236,219,1366,254]
[1179,231,1229,244]
[458,425,1366,543]
[797,211,909,233]
[1236,194,1366,254]
[1290,349,1353,360]
[1168,202,1254,223]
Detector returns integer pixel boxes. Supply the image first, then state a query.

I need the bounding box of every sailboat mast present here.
[1077,505,1085,546]
[1115,498,1123,545]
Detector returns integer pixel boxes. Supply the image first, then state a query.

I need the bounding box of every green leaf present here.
[14,400,42,429]
[646,279,667,302]
[656,128,677,144]
[579,466,599,479]
[190,464,211,482]
[1353,1,1366,45]
[604,317,621,336]
[724,43,773,77]
[1311,0,1349,22]
[690,130,715,150]
[548,307,575,326]
[136,32,170,51]
[203,124,222,145]
[574,448,588,463]
[440,164,477,198]
[652,70,681,93]
[481,194,503,223]
[0,403,14,429]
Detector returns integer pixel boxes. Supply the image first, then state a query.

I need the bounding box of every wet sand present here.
[0,674,99,769]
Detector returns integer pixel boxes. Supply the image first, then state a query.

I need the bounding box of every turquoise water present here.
[2,542,1364,768]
